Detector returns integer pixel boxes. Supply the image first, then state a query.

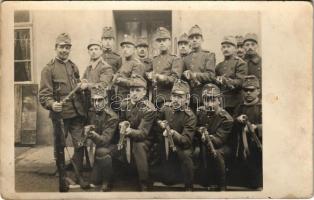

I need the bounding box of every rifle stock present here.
[197,127,217,157]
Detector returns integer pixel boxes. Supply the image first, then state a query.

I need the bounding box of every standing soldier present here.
[182,25,216,112]
[215,36,248,115]
[101,26,122,73]
[136,37,153,73]
[235,35,245,59]
[233,75,262,189]
[81,39,113,112]
[39,33,88,191]
[243,33,262,83]
[156,80,196,191]
[146,27,183,109]
[117,75,156,191]
[177,33,190,58]
[111,35,145,112]
[196,84,233,191]
[84,85,119,192]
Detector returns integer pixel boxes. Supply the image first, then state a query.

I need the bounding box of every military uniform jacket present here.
[244,53,262,83]
[158,103,196,150]
[102,49,122,73]
[139,57,153,73]
[88,108,119,148]
[115,57,145,97]
[215,56,248,108]
[183,49,216,99]
[151,53,183,101]
[120,98,156,142]
[82,57,114,89]
[39,58,85,119]
[196,106,234,149]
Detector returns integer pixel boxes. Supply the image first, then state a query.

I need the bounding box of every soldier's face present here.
[171,93,189,110]
[121,44,135,58]
[156,38,171,52]
[55,44,71,60]
[237,44,245,58]
[189,35,203,49]
[136,46,148,58]
[102,37,114,50]
[242,87,260,102]
[88,45,102,60]
[243,40,258,55]
[178,42,190,55]
[221,43,236,57]
[92,97,106,112]
[130,87,146,103]
[203,96,220,112]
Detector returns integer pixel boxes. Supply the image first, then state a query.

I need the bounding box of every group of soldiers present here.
[38,24,262,192]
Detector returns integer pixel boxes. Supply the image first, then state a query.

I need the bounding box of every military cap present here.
[235,35,244,46]
[102,26,114,39]
[172,79,190,95]
[155,27,171,40]
[87,39,102,49]
[130,74,147,88]
[243,33,258,44]
[188,25,202,38]
[136,37,149,47]
[56,33,72,46]
[202,83,221,97]
[91,85,107,99]
[242,75,260,89]
[221,36,237,46]
[120,35,136,47]
[177,33,189,44]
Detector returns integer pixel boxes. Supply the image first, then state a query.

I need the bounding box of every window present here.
[14,11,33,82]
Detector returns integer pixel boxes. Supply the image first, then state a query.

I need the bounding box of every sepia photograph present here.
[1,1,313,199]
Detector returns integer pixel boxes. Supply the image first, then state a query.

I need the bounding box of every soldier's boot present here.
[133,142,150,191]
[91,152,113,192]
[213,153,227,191]
[72,147,90,189]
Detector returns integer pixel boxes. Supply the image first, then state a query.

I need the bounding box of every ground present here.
[15,146,254,192]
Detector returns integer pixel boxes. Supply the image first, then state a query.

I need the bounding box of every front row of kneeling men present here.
[84,74,262,191]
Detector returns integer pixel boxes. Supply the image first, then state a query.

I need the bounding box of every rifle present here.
[77,125,96,147]
[157,120,176,160]
[242,115,262,151]
[54,82,90,190]
[197,127,217,158]
[214,75,235,90]
[118,121,131,163]
[146,72,158,103]
[183,70,201,87]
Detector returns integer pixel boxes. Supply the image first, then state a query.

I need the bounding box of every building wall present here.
[32,10,260,145]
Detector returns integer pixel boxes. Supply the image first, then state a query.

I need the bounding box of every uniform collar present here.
[245,53,261,64]
[55,56,69,64]
[89,57,103,69]
[243,97,260,105]
[192,47,202,53]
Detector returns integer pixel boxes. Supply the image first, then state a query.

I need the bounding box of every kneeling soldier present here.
[233,75,262,189]
[157,80,196,191]
[84,85,119,191]
[118,75,156,191]
[196,83,233,191]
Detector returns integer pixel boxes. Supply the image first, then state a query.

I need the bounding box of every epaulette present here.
[184,108,194,117]
[218,109,233,120]
[141,100,157,111]
[201,49,210,53]
[47,58,55,65]
[104,107,119,119]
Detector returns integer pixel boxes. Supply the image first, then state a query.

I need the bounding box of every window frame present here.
[14,19,34,84]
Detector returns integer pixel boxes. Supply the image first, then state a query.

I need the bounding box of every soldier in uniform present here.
[117,75,156,191]
[81,39,114,112]
[136,37,153,73]
[182,25,216,112]
[84,85,119,191]
[235,35,245,59]
[39,33,87,191]
[215,36,248,115]
[177,33,190,58]
[233,75,262,189]
[110,35,145,112]
[243,33,262,83]
[146,27,183,109]
[195,84,233,191]
[156,80,196,191]
[101,27,122,73]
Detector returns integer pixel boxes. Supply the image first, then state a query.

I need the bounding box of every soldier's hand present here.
[80,82,89,90]
[162,130,168,137]
[125,127,133,136]
[146,72,153,80]
[156,74,166,81]
[237,114,247,123]
[87,130,97,138]
[251,124,257,131]
[183,70,191,80]
[216,76,224,85]
[52,102,63,112]
[115,77,123,83]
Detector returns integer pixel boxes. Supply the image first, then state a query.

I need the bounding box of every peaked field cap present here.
[188,25,202,38]
[56,33,72,46]
[202,83,221,97]
[178,33,189,44]
[87,39,102,49]
[102,26,114,38]
[243,33,258,44]
[242,75,260,89]
[172,79,190,95]
[155,27,171,40]
[221,36,237,46]
[120,35,136,46]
